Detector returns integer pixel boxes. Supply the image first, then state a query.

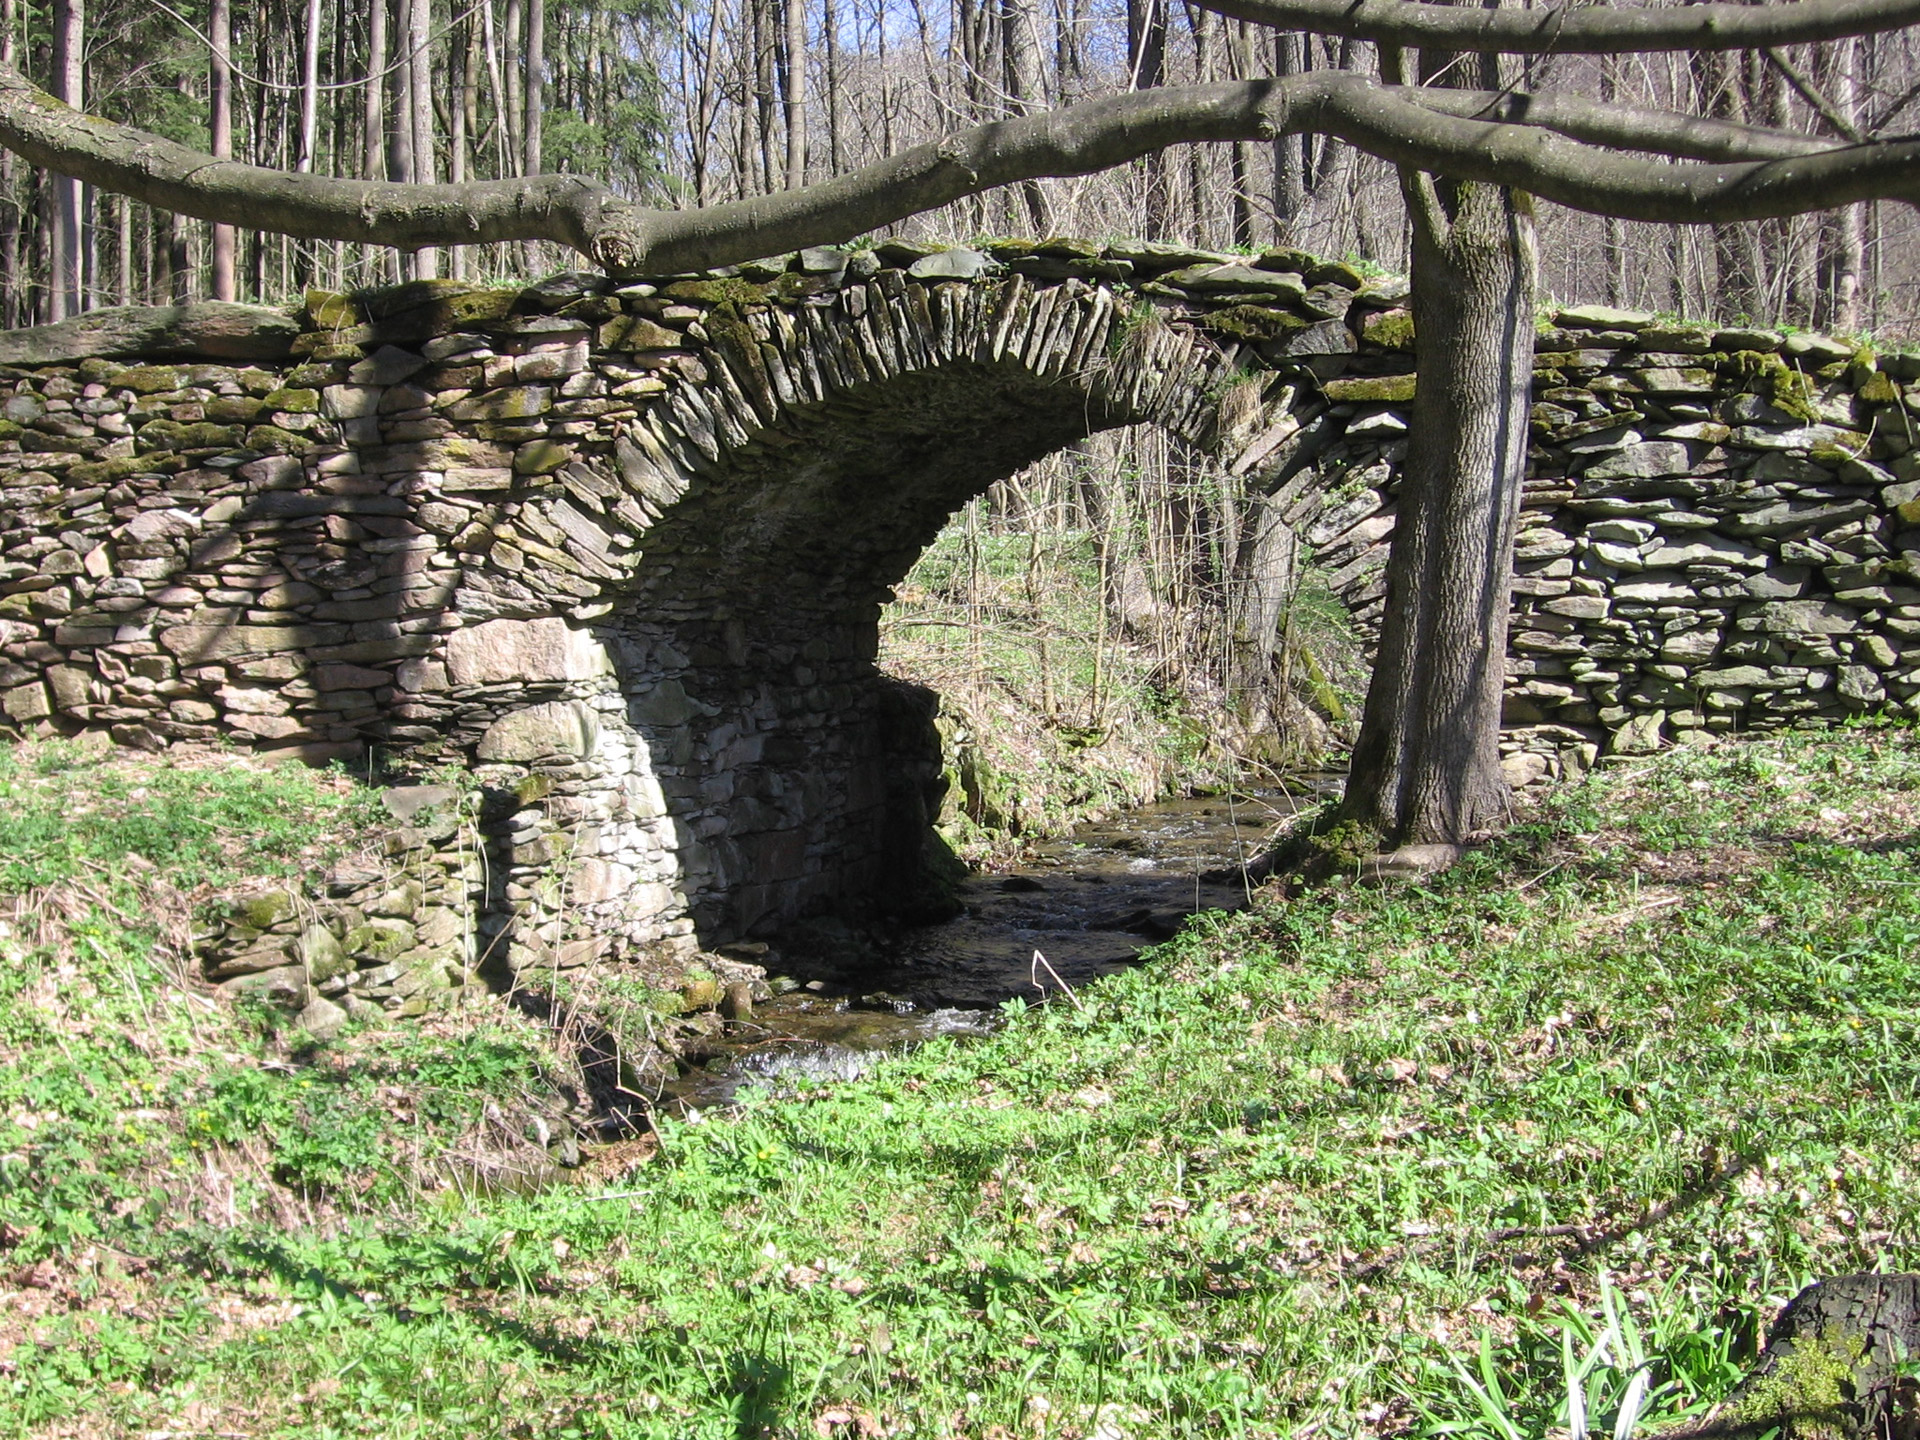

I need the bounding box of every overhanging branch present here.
[1197,0,1920,55]
[1,64,1913,274]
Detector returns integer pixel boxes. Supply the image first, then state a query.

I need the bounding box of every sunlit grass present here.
[4,727,1919,1436]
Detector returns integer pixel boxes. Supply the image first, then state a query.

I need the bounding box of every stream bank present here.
[650,779,1335,1113]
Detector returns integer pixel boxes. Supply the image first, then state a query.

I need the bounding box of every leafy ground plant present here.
[3,727,1920,1437]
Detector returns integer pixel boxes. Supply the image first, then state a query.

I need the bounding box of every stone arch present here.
[424,275,1356,971]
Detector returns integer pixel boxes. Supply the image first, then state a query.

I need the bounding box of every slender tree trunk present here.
[450,13,473,280]
[115,193,131,304]
[1,0,18,326]
[1272,28,1307,242]
[783,0,807,186]
[525,0,546,175]
[1342,172,1537,851]
[504,0,525,176]
[824,0,842,173]
[1823,36,1864,332]
[410,0,439,279]
[298,0,323,173]
[1127,0,1167,237]
[212,0,238,301]
[48,0,82,319]
[363,0,391,283]
[753,0,778,192]
[1002,0,1048,230]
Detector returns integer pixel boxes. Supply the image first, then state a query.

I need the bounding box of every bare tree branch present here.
[1763,46,1867,141]
[1,62,1913,276]
[1196,0,1920,55]
[1401,89,1831,161]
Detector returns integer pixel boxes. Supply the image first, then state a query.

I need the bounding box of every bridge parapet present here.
[0,241,1912,1002]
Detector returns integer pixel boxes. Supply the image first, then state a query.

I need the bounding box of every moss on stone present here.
[1200,305,1312,343]
[513,439,574,475]
[204,396,267,424]
[1322,373,1417,404]
[1732,349,1822,423]
[1362,309,1415,351]
[66,456,150,487]
[114,365,189,395]
[305,290,365,330]
[262,388,321,415]
[1307,258,1368,290]
[1811,440,1868,466]
[599,314,684,352]
[246,424,308,455]
[1724,1330,1866,1440]
[1856,370,1901,405]
[662,277,771,309]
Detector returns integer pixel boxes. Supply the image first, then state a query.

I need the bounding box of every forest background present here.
[23,0,1920,823]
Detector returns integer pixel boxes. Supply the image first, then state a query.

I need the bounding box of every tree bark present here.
[1341,172,1535,851]
[210,0,236,302]
[784,0,807,186]
[1002,0,1050,230]
[298,0,323,174]
[409,0,439,280]
[525,0,546,176]
[48,0,81,320]
[1198,0,1920,54]
[1128,0,1169,236]
[504,0,525,176]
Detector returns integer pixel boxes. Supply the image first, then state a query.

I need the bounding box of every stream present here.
[660,780,1335,1113]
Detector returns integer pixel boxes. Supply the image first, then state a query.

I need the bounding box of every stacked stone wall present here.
[0,239,1912,986]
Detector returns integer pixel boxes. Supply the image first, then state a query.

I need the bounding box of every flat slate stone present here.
[907,248,998,281]
[1557,305,1656,330]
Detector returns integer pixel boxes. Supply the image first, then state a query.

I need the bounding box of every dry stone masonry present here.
[0,236,1914,994]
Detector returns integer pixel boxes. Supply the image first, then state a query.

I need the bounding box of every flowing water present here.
[660,780,1335,1113]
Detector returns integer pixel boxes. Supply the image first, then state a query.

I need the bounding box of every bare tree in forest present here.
[48,0,81,319]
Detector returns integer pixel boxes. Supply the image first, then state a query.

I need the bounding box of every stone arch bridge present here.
[0,238,1914,988]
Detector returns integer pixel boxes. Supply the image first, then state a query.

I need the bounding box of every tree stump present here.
[1687,1275,1920,1440]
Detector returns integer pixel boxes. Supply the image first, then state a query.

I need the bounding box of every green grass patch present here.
[6,729,1920,1436]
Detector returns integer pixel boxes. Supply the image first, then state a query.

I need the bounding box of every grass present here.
[4,726,1920,1436]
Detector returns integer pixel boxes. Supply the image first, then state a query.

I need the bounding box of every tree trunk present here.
[450,12,473,281]
[1227,496,1301,713]
[783,0,807,186]
[1127,0,1167,236]
[1002,0,1049,230]
[823,0,841,173]
[525,0,546,176]
[1821,36,1864,332]
[209,0,236,301]
[1272,27,1307,240]
[298,0,323,173]
[48,0,81,319]
[1,0,18,325]
[1676,1274,1920,1440]
[410,0,439,279]
[1340,172,1536,853]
